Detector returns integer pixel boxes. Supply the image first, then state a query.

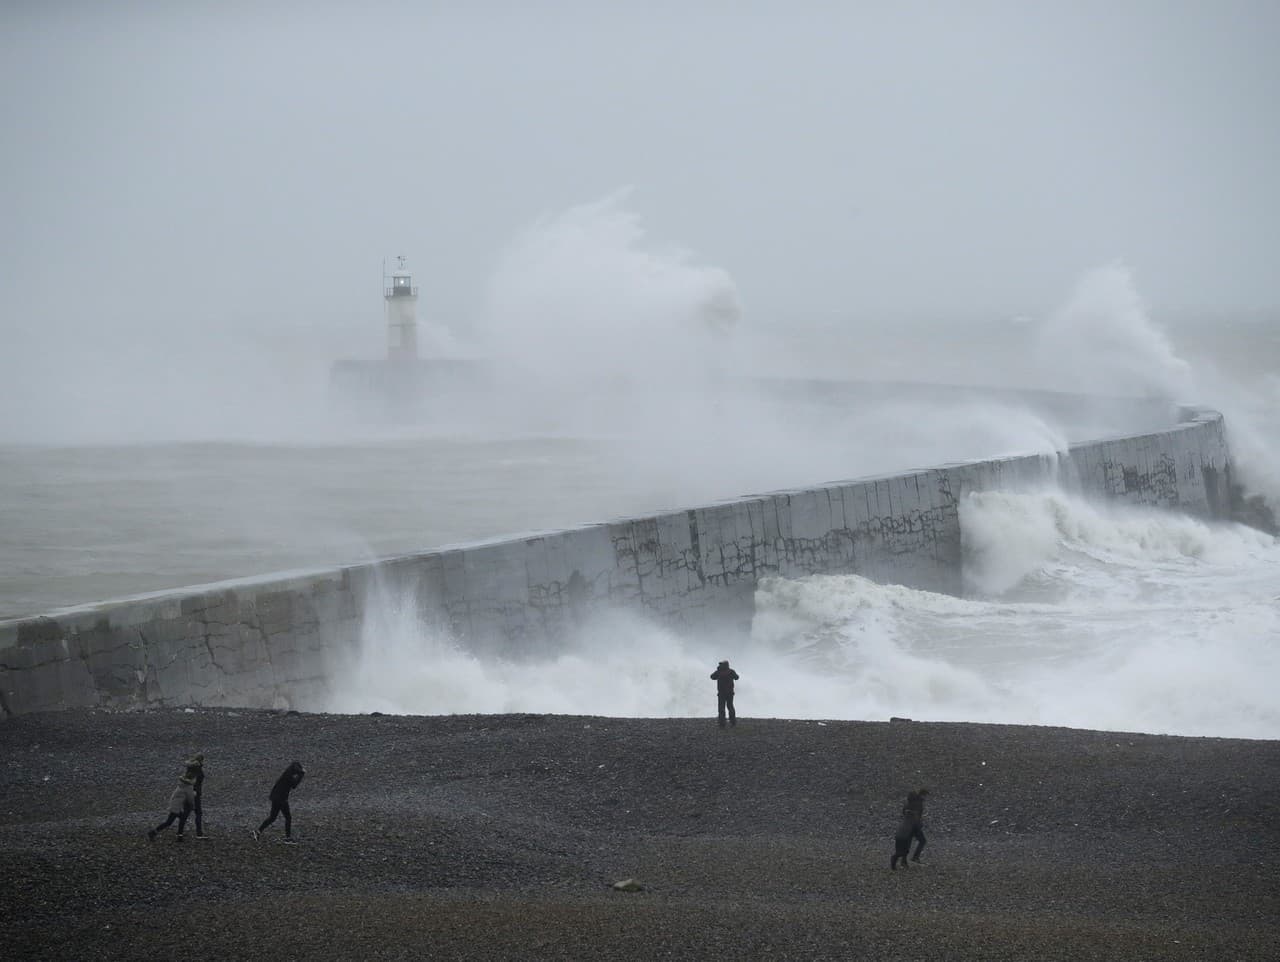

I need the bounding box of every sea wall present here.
[0,407,1233,718]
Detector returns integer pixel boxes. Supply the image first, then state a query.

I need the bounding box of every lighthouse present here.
[329,255,486,418]
[385,256,418,361]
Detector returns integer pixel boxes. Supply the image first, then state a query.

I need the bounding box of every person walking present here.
[183,753,206,839]
[890,808,916,870]
[148,774,196,843]
[252,761,305,844]
[903,787,929,862]
[710,660,740,728]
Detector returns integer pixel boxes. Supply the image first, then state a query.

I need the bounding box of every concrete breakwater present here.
[0,406,1235,718]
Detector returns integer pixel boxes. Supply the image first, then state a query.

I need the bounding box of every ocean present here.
[2,216,1277,740]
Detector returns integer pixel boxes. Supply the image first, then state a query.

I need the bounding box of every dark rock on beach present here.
[2,708,1278,961]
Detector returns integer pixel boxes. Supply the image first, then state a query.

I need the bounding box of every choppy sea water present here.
[2,294,1278,738]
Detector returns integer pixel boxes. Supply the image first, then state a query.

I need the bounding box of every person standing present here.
[252,761,305,844]
[710,660,740,728]
[148,774,196,842]
[903,787,929,862]
[184,753,206,839]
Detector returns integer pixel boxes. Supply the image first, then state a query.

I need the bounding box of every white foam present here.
[963,489,1276,585]
[330,590,716,717]
[1031,262,1278,509]
[331,487,1280,740]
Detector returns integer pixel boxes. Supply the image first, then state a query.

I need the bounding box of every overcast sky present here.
[3,0,1278,355]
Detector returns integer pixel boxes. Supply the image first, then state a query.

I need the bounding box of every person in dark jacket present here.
[252,761,305,844]
[903,787,929,862]
[183,753,205,839]
[148,775,196,842]
[710,660,740,728]
[890,810,915,869]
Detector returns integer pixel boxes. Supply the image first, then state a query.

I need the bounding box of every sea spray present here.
[475,189,741,437]
[753,492,1280,739]
[1034,262,1279,521]
[332,580,716,717]
[1033,263,1193,400]
[331,488,1280,740]
[472,191,1078,501]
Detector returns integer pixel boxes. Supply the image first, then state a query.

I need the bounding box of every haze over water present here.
[3,5,1278,738]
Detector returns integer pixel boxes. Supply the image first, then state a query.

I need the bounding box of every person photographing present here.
[710,660,740,729]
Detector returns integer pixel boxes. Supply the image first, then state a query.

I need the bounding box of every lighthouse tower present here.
[385,256,419,361]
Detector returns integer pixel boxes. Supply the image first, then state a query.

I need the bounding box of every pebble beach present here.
[3,708,1278,961]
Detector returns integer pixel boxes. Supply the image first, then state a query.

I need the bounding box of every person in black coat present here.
[252,761,305,844]
[710,660,740,728]
[183,753,205,839]
[890,810,915,870]
[903,787,929,862]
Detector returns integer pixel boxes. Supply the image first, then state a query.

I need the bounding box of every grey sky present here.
[3,0,1278,352]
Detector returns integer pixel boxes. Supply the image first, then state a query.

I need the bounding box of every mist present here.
[3,2,1280,448]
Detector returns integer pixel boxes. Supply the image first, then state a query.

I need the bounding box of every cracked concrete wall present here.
[0,407,1232,718]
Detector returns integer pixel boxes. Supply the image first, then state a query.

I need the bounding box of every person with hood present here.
[252,761,305,844]
[183,753,206,839]
[148,774,196,842]
[710,660,740,728]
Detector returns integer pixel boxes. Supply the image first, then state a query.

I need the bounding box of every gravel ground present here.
[2,708,1278,961]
